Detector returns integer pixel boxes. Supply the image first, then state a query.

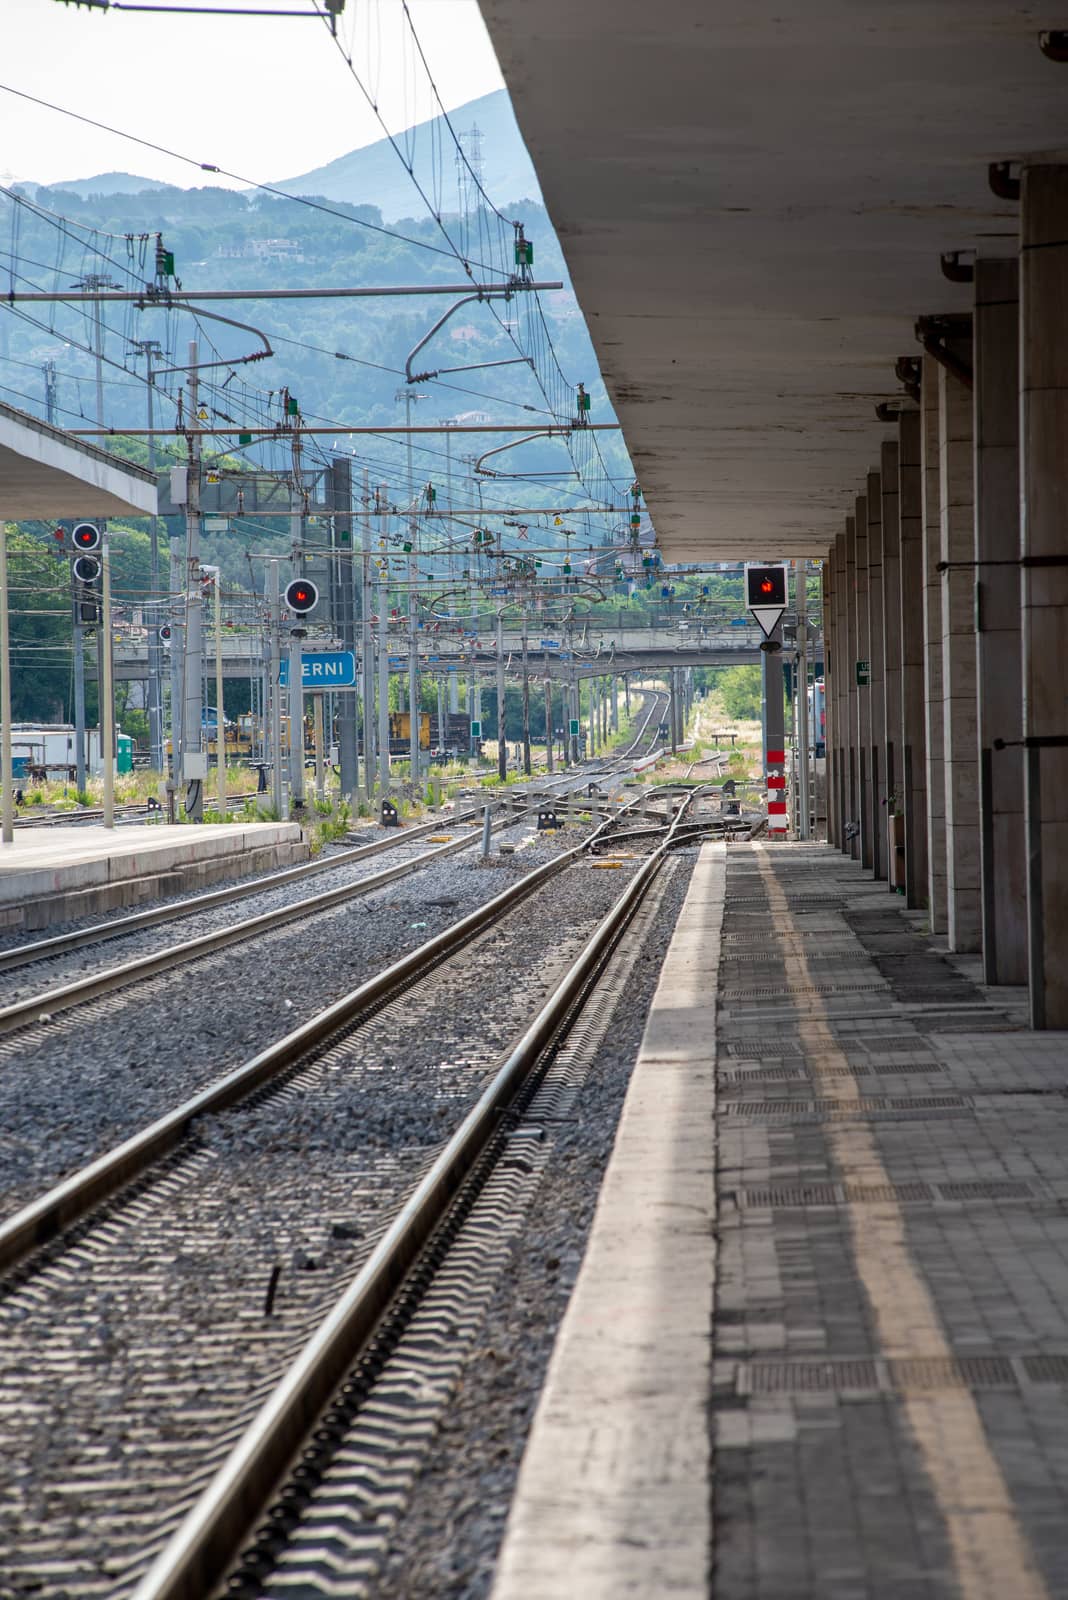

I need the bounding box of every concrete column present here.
[833,530,849,851]
[867,472,887,879]
[898,410,928,910]
[843,516,859,858]
[880,441,902,891]
[939,360,981,952]
[921,355,948,931]
[1020,165,1068,1028]
[823,551,838,847]
[854,494,872,869]
[973,257,1026,986]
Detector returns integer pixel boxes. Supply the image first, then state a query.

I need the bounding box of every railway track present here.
[0,691,670,1015]
[0,792,697,1600]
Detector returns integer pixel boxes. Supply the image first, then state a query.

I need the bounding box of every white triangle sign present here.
[750,605,784,640]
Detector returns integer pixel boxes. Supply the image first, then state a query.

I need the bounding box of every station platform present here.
[0,821,305,930]
[491,840,1068,1600]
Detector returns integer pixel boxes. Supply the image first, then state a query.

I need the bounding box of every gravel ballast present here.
[0,848,657,1600]
[0,822,600,1219]
[361,852,697,1600]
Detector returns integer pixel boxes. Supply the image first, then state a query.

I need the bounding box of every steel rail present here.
[0,805,490,975]
[128,790,699,1600]
[0,804,635,1272]
[0,692,665,1005]
[0,815,520,1037]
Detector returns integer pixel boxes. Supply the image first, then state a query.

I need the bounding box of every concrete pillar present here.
[823,551,838,847]
[867,472,887,879]
[898,410,928,910]
[880,441,902,891]
[833,530,849,851]
[1020,165,1068,1028]
[844,516,859,858]
[854,494,872,869]
[939,359,981,952]
[974,257,1026,986]
[921,355,948,931]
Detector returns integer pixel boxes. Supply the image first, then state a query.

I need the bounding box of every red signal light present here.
[759,577,774,594]
[71,522,102,552]
[284,577,319,616]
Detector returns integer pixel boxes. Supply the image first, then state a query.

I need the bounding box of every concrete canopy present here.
[478,1,1068,562]
[0,401,157,519]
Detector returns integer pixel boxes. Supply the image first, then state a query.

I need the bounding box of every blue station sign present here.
[279,650,358,688]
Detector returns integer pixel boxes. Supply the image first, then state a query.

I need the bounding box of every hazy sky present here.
[0,0,505,188]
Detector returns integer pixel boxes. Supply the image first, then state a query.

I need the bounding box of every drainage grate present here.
[732,1180,1030,1209]
[721,983,887,1000]
[889,1356,1016,1390]
[748,1361,880,1393]
[725,1095,970,1119]
[938,1180,1034,1201]
[744,1355,1017,1396]
[722,1066,809,1083]
[1022,1355,1068,1383]
[721,1041,805,1057]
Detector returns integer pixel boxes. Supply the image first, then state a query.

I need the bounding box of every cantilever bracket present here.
[405,290,514,385]
[474,427,573,478]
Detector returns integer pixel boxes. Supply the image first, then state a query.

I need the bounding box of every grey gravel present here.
[361,852,698,1600]
[0,849,647,1599]
[0,820,592,1218]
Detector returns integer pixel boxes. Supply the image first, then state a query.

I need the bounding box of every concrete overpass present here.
[107,623,774,681]
[478,1,1068,1030]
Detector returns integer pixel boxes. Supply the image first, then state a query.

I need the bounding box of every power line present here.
[0,80,507,275]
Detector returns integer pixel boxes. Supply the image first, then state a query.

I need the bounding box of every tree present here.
[716,665,762,721]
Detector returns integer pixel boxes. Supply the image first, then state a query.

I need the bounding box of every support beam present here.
[898,410,928,911]
[823,551,838,848]
[921,355,948,932]
[939,357,981,952]
[1021,164,1068,1028]
[973,258,1026,986]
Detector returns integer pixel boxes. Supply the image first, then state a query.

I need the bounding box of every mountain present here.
[273,89,542,221]
[43,172,176,198]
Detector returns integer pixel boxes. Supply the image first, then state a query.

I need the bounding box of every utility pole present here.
[0,520,12,845]
[377,485,391,797]
[399,390,427,785]
[100,532,115,828]
[180,340,205,820]
[332,457,357,800]
[496,610,507,782]
[267,561,283,818]
[72,273,118,428]
[544,673,554,774]
[287,421,306,815]
[42,360,57,426]
[521,611,531,775]
[71,564,87,794]
[203,566,226,817]
[130,339,165,771]
[360,475,374,800]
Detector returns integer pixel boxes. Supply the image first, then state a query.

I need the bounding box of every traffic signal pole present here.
[267,562,283,819]
[72,599,87,795]
[181,341,205,822]
[100,535,115,829]
[496,611,507,782]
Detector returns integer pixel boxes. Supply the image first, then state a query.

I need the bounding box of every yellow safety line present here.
[750,844,1047,1600]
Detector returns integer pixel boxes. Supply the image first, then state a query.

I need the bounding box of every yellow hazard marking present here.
[750,845,1047,1600]
[590,860,625,870]
[427,835,453,843]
